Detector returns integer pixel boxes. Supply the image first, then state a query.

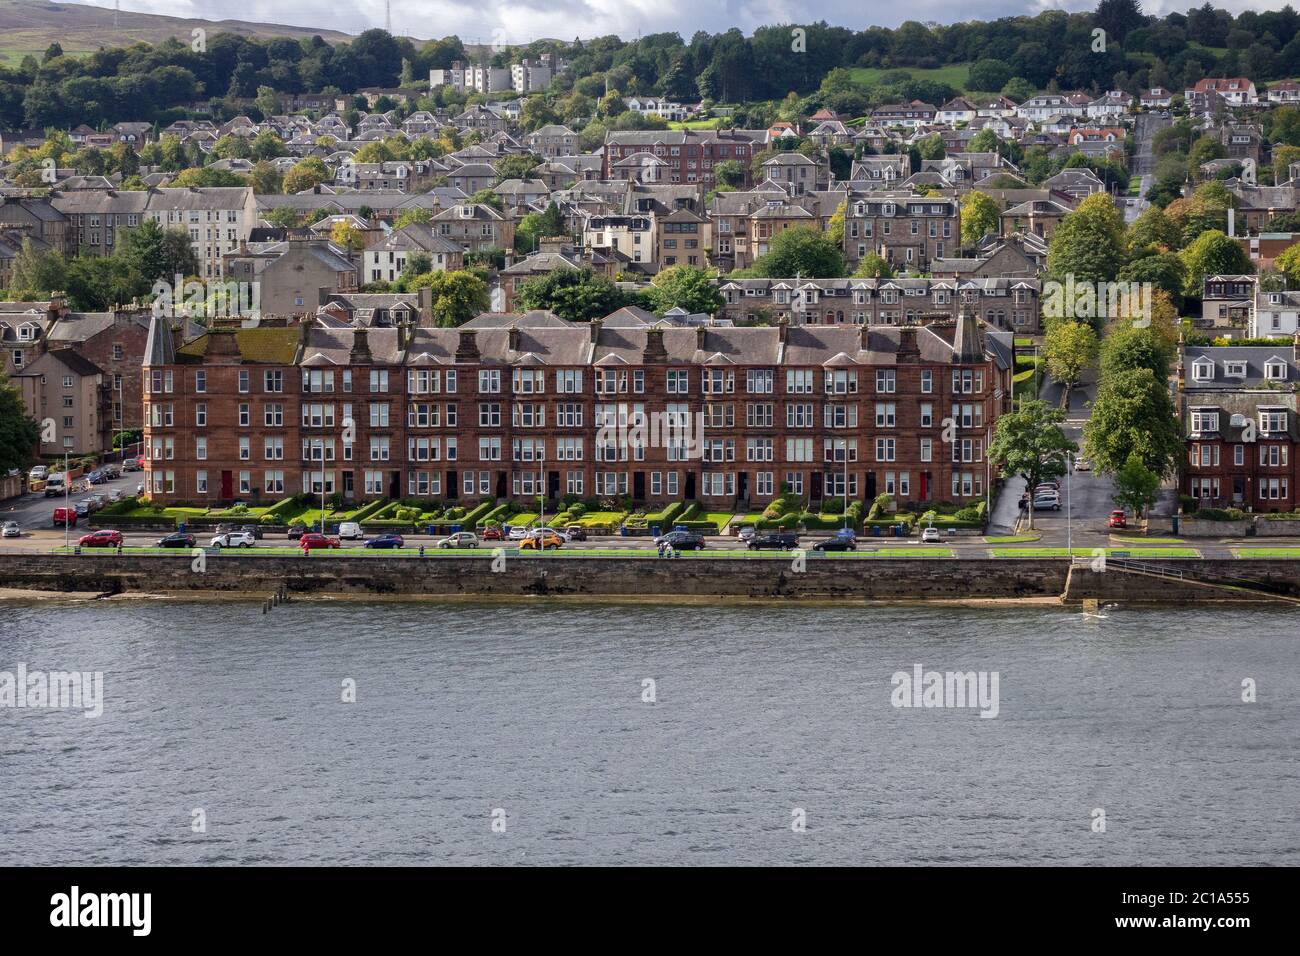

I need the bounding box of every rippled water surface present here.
[1,598,1297,865]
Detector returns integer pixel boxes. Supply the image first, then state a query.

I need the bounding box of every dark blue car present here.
[364,533,405,549]
[87,470,107,484]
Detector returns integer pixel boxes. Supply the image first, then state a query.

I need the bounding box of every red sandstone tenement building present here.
[1178,342,1300,510]
[141,311,1013,510]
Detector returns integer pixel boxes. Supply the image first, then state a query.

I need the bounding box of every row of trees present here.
[6,4,1295,131]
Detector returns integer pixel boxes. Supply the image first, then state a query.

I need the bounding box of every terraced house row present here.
[140,311,1013,510]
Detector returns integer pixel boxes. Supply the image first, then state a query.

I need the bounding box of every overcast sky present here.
[67,1,1296,44]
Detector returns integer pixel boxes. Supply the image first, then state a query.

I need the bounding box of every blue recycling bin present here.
[870,525,881,537]
[178,522,186,533]
[674,524,687,532]
[451,524,462,533]
[651,525,661,537]
[426,523,436,535]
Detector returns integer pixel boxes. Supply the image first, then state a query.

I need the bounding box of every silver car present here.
[1,521,20,538]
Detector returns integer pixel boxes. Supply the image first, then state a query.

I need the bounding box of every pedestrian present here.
[419,545,425,558]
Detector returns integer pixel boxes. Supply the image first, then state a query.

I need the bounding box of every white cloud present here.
[60,0,1300,42]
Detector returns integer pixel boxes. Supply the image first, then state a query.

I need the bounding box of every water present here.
[1,598,1297,866]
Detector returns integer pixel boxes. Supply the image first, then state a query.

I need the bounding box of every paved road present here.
[1123,111,1170,224]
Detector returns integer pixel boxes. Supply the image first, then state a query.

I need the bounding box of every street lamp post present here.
[1065,451,1073,556]
[63,450,70,552]
[840,437,849,532]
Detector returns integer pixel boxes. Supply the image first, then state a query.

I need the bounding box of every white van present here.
[338,522,363,540]
[43,473,66,498]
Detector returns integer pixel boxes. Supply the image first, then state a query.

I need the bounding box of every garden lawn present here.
[1233,548,1300,558]
[990,547,1201,558]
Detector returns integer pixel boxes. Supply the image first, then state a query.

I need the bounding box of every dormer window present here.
[1260,409,1288,434]
[882,202,895,216]
[1265,360,1288,381]
[1191,359,1214,382]
[1190,409,1220,434]
[1223,360,1247,378]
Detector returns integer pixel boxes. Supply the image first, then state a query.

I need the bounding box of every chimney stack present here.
[644,325,667,363]
[350,326,371,364]
[455,328,480,363]
[588,317,603,344]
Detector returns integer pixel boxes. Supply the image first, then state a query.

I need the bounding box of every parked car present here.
[1035,480,1060,493]
[52,507,77,527]
[287,524,307,540]
[101,464,121,479]
[87,469,107,485]
[237,524,264,540]
[210,531,256,548]
[74,501,91,518]
[43,474,66,497]
[480,526,504,541]
[563,525,587,541]
[436,531,479,549]
[338,522,363,540]
[736,525,757,543]
[157,531,196,548]
[122,458,142,472]
[1108,510,1128,529]
[812,536,856,551]
[507,525,530,540]
[299,533,340,551]
[365,533,405,549]
[921,527,943,543]
[214,523,238,535]
[521,530,563,550]
[748,532,799,551]
[2,521,20,538]
[87,494,107,511]
[108,489,125,503]
[1074,458,1092,472]
[1032,497,1062,512]
[79,529,123,548]
[654,529,707,551]
[28,465,48,481]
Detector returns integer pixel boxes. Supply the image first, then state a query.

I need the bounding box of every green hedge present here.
[1192,508,1246,521]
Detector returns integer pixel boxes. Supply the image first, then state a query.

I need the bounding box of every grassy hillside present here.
[848,63,975,94]
[0,0,352,65]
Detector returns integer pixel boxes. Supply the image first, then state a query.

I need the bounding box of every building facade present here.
[141,312,1012,511]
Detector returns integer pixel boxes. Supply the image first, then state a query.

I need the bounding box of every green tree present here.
[646,265,724,316]
[408,270,490,327]
[1046,192,1126,284]
[987,400,1077,530]
[750,226,845,278]
[1084,367,1183,478]
[826,199,846,246]
[852,253,893,278]
[1275,242,1300,287]
[493,152,540,184]
[0,371,40,472]
[1043,320,1099,388]
[1179,229,1253,294]
[263,207,299,230]
[121,219,199,284]
[284,157,331,194]
[1125,206,1179,253]
[960,190,1001,247]
[517,267,629,322]
[1111,452,1161,520]
[1100,323,1172,382]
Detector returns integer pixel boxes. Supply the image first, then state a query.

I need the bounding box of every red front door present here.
[221,470,233,499]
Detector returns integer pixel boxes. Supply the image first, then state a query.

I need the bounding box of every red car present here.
[481,526,504,541]
[300,533,341,551]
[1108,510,1128,529]
[79,529,123,547]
